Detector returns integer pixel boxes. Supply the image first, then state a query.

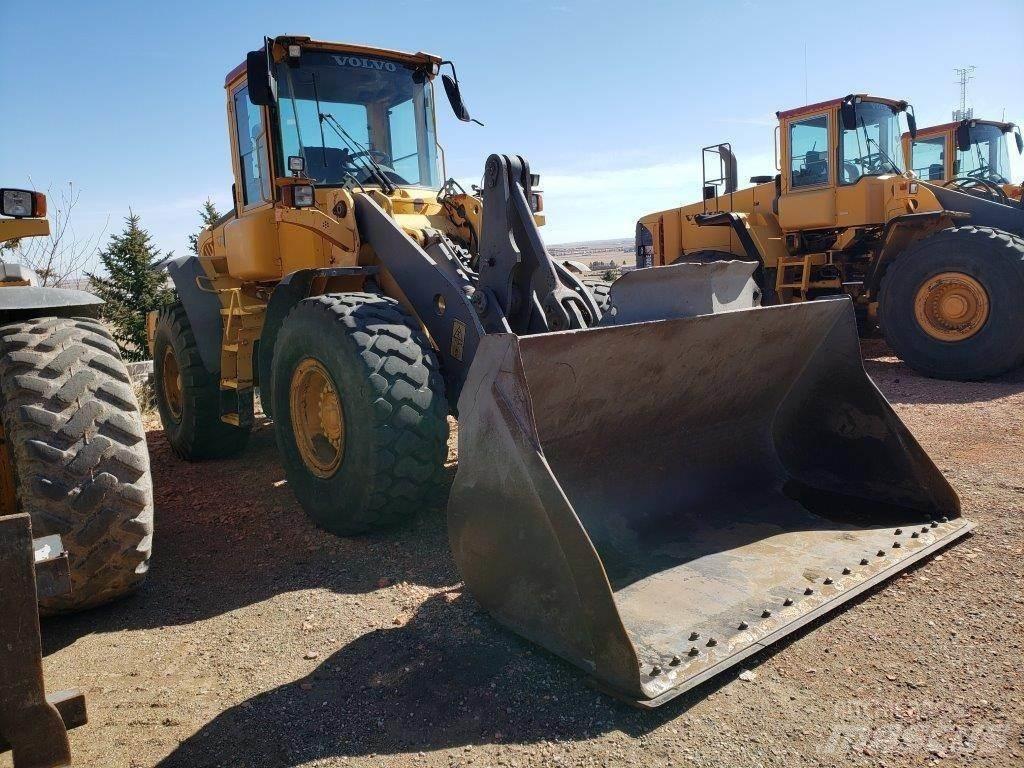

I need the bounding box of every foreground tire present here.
[0,317,153,612]
[581,277,612,314]
[153,303,250,459]
[879,226,1024,380]
[272,292,449,535]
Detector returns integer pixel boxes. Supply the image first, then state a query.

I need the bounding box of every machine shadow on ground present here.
[42,423,461,654]
[860,338,1024,405]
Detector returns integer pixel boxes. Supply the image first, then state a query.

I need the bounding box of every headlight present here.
[292,185,315,208]
[1,188,37,218]
[529,192,544,213]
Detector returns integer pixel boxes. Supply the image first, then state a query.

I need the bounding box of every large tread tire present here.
[153,303,250,459]
[272,292,449,535]
[581,277,612,314]
[0,317,153,613]
[878,225,1024,380]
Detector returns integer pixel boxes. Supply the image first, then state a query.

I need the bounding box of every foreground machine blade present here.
[449,296,971,707]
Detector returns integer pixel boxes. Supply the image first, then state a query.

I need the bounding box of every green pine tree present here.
[188,199,221,255]
[87,212,174,361]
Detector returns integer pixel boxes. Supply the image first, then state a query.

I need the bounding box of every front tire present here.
[153,303,250,459]
[0,317,153,612]
[878,226,1024,380]
[272,293,449,535]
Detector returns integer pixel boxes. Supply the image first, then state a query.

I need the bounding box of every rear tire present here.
[272,292,449,535]
[0,317,153,613]
[153,303,250,459]
[878,226,1024,380]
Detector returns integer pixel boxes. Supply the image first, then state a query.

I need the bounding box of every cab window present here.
[911,136,946,181]
[233,85,271,206]
[789,115,829,188]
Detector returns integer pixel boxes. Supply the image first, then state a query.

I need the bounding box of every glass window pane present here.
[233,86,269,205]
[911,137,946,180]
[790,115,829,188]
[839,101,903,184]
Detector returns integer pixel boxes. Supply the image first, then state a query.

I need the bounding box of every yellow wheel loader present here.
[151,44,971,707]
[637,94,1024,381]
[903,117,1023,202]
[0,189,153,613]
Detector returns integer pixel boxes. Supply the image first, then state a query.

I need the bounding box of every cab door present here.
[777,111,836,230]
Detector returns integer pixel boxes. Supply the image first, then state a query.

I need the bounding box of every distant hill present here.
[548,237,634,269]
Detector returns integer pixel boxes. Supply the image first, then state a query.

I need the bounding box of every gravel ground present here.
[9,339,1024,768]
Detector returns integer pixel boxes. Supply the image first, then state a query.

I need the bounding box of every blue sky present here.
[2,0,1022,266]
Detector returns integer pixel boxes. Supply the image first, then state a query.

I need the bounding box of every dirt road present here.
[13,340,1024,767]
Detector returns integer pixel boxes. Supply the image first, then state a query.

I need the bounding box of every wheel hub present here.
[290,358,345,478]
[162,346,184,421]
[913,272,990,342]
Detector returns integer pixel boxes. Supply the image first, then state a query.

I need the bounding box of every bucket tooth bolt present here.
[860,559,869,566]
[895,528,903,535]
[762,609,772,618]
[930,521,939,528]
[921,526,929,533]
[650,665,663,676]
[824,577,834,585]
[842,567,852,575]
[804,587,814,595]
[689,631,700,641]
[911,531,920,539]
[877,550,886,557]
[783,598,794,606]
[941,516,949,523]
[893,541,902,548]
[688,646,700,657]
[738,621,749,630]
[670,655,682,667]
[706,638,718,647]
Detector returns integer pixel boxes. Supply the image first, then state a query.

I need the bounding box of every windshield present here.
[839,101,904,184]
[275,51,440,188]
[957,123,1012,184]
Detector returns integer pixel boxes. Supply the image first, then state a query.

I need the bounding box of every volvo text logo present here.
[332,55,397,72]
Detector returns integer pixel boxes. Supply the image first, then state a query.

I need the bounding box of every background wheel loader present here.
[637,94,1024,381]
[151,42,971,707]
[0,188,154,613]
[903,117,1022,203]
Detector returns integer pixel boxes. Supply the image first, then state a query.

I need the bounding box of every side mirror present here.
[1015,127,1023,154]
[246,39,277,106]
[840,97,857,131]
[442,74,472,122]
[906,110,917,140]
[955,123,972,152]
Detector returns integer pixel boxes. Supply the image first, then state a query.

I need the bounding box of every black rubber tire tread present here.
[152,302,250,459]
[272,292,449,535]
[0,316,153,613]
[581,277,612,313]
[878,225,1024,380]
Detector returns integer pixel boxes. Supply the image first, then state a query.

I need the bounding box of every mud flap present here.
[448,296,971,707]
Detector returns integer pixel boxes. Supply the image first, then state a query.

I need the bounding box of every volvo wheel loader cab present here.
[638,94,1024,380]
[0,188,153,613]
[903,118,1023,203]
[152,49,971,706]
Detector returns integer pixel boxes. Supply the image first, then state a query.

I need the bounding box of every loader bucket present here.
[448,295,971,707]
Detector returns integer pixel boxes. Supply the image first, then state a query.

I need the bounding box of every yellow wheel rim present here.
[913,271,990,342]
[289,358,345,478]
[162,346,184,422]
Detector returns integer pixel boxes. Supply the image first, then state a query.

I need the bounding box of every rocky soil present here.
[9,339,1023,767]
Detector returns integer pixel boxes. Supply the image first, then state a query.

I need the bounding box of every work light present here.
[1,189,36,218]
[293,185,315,207]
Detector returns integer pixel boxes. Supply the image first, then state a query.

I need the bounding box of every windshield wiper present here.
[859,116,902,175]
[319,112,396,194]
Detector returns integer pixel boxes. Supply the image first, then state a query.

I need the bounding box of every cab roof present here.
[225,36,443,87]
[776,94,908,121]
[904,118,1017,141]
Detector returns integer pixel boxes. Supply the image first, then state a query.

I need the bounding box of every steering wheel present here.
[944,176,1010,204]
[965,166,1010,185]
[843,162,861,183]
